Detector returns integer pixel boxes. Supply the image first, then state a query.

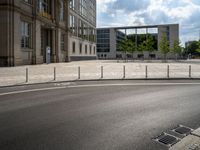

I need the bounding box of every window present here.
[60,0,64,21]
[79,43,82,54]
[60,34,65,51]
[93,46,96,54]
[69,15,75,34]
[85,45,87,54]
[72,42,76,53]
[38,0,50,14]
[78,20,83,37]
[24,0,31,4]
[69,0,75,10]
[21,21,32,48]
[83,23,88,39]
[90,45,92,54]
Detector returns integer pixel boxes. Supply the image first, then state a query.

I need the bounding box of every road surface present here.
[0,80,200,150]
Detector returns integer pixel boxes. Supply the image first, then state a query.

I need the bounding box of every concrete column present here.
[146,28,148,38]
[51,0,55,20]
[32,0,37,65]
[135,28,138,51]
[52,29,57,62]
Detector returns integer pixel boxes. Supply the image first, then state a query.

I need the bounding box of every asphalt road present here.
[0,80,200,150]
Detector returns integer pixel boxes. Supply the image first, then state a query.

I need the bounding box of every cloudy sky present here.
[96,0,200,45]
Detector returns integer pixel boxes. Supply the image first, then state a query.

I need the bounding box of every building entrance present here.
[41,28,52,63]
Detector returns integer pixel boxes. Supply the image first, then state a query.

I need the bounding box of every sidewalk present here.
[0,60,200,87]
[170,128,200,150]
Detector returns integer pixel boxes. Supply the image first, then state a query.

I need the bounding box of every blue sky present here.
[97,0,200,45]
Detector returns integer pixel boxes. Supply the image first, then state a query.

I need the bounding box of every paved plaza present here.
[0,60,200,87]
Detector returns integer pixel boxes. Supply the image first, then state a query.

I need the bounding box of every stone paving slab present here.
[170,135,200,150]
[192,128,200,137]
[0,60,200,87]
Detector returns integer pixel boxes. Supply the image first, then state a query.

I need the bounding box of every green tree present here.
[127,39,135,60]
[117,38,129,59]
[137,35,155,60]
[171,40,182,60]
[185,41,199,57]
[160,33,170,61]
[196,40,200,54]
[145,35,155,59]
[118,38,135,61]
[138,41,145,53]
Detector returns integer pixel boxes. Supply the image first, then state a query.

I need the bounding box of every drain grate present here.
[159,134,177,145]
[153,133,180,147]
[172,125,193,136]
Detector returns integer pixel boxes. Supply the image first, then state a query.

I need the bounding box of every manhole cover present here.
[172,125,193,136]
[153,133,180,147]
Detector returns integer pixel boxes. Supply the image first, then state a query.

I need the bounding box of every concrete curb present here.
[1,78,200,88]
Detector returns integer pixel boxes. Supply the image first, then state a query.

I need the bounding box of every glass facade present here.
[97,27,164,59]
[116,30,126,51]
[97,29,110,53]
[69,0,96,43]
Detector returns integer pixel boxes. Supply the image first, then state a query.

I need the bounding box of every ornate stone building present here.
[0,0,96,66]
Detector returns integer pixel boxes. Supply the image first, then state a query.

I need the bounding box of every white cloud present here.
[97,0,200,45]
[97,0,117,13]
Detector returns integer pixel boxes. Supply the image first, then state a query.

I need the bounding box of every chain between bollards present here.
[26,68,28,83]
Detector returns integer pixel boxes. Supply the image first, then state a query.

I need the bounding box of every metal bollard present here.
[167,65,170,78]
[54,67,56,81]
[101,66,103,79]
[189,65,191,78]
[26,68,28,83]
[145,65,148,79]
[123,65,126,79]
[78,66,80,80]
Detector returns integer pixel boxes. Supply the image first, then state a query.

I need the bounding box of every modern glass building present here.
[0,0,96,66]
[97,24,179,59]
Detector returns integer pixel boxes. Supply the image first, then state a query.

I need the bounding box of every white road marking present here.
[0,82,200,96]
[68,82,200,88]
[0,86,67,96]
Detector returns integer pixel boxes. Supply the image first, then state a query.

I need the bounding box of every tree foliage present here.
[118,39,135,53]
[138,41,145,53]
[118,38,135,60]
[160,33,170,60]
[183,41,200,58]
[196,40,200,53]
[137,35,155,60]
[144,35,155,53]
[171,40,182,60]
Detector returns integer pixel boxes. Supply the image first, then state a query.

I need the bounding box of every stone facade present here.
[0,0,96,66]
